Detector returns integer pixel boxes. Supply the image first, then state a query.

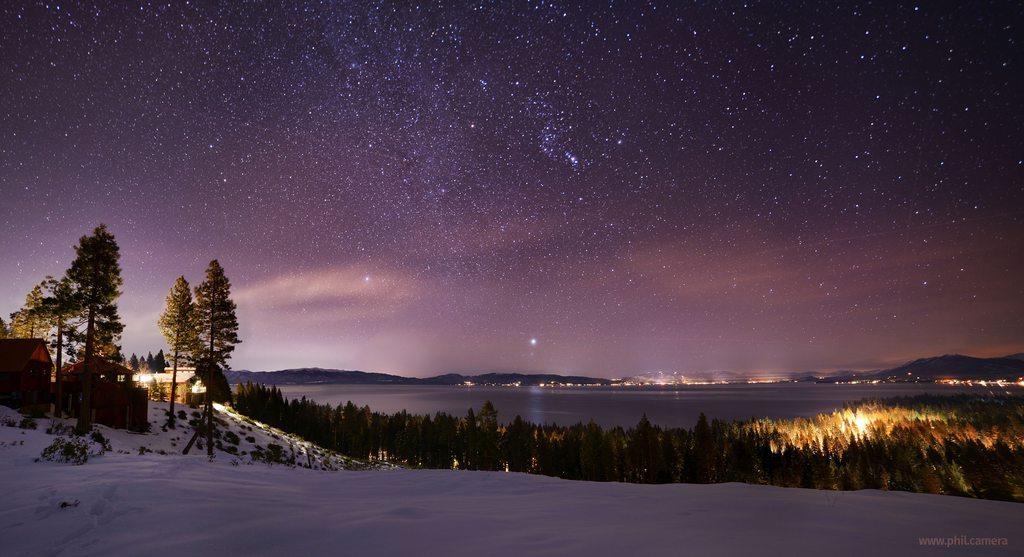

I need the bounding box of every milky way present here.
[2,1,1022,376]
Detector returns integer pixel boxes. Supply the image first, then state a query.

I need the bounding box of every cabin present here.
[60,358,149,430]
[0,338,53,411]
[136,366,197,404]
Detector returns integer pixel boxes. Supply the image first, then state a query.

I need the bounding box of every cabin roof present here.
[0,339,53,373]
[62,358,134,376]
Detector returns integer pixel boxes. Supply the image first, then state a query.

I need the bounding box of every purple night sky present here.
[2,2,1022,377]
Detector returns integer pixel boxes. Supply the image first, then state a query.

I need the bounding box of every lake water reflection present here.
[272,382,1024,429]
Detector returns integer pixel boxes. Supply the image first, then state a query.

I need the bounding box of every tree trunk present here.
[206,301,215,458]
[76,307,95,433]
[54,326,63,418]
[168,346,178,428]
[183,427,201,455]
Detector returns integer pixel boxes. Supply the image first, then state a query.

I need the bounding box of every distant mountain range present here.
[225,353,1024,387]
[224,368,611,386]
[813,354,1024,383]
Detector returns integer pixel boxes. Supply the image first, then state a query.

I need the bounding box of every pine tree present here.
[194,260,241,457]
[149,379,169,402]
[153,350,167,374]
[477,400,500,470]
[0,316,8,338]
[40,276,81,418]
[461,407,478,469]
[146,352,155,371]
[129,353,140,371]
[7,311,22,336]
[580,420,605,480]
[64,224,124,433]
[692,412,715,483]
[10,284,48,338]
[158,276,200,428]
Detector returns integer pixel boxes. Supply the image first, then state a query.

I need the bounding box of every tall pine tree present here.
[194,260,240,457]
[692,412,715,483]
[477,400,500,470]
[65,224,124,433]
[158,276,200,428]
[0,316,8,338]
[40,275,81,418]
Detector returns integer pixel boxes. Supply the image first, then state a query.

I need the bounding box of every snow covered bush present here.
[89,430,112,453]
[46,422,73,435]
[1,409,40,430]
[250,442,296,466]
[40,437,91,465]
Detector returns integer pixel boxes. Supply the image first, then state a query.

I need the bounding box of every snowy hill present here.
[2,405,1022,556]
[0,402,379,471]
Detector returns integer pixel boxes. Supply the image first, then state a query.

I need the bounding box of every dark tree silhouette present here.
[194,260,241,457]
[64,224,124,433]
[158,276,200,428]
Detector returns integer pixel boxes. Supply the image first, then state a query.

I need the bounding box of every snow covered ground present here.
[0,401,381,471]
[1,404,1021,557]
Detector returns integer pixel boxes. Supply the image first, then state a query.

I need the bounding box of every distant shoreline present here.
[225,353,1024,388]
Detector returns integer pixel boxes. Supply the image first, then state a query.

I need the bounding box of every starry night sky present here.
[2,1,1022,377]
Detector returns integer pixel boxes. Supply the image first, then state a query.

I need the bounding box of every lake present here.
[273,382,1024,429]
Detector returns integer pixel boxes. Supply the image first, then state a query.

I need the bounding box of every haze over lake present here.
[274,383,1024,429]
